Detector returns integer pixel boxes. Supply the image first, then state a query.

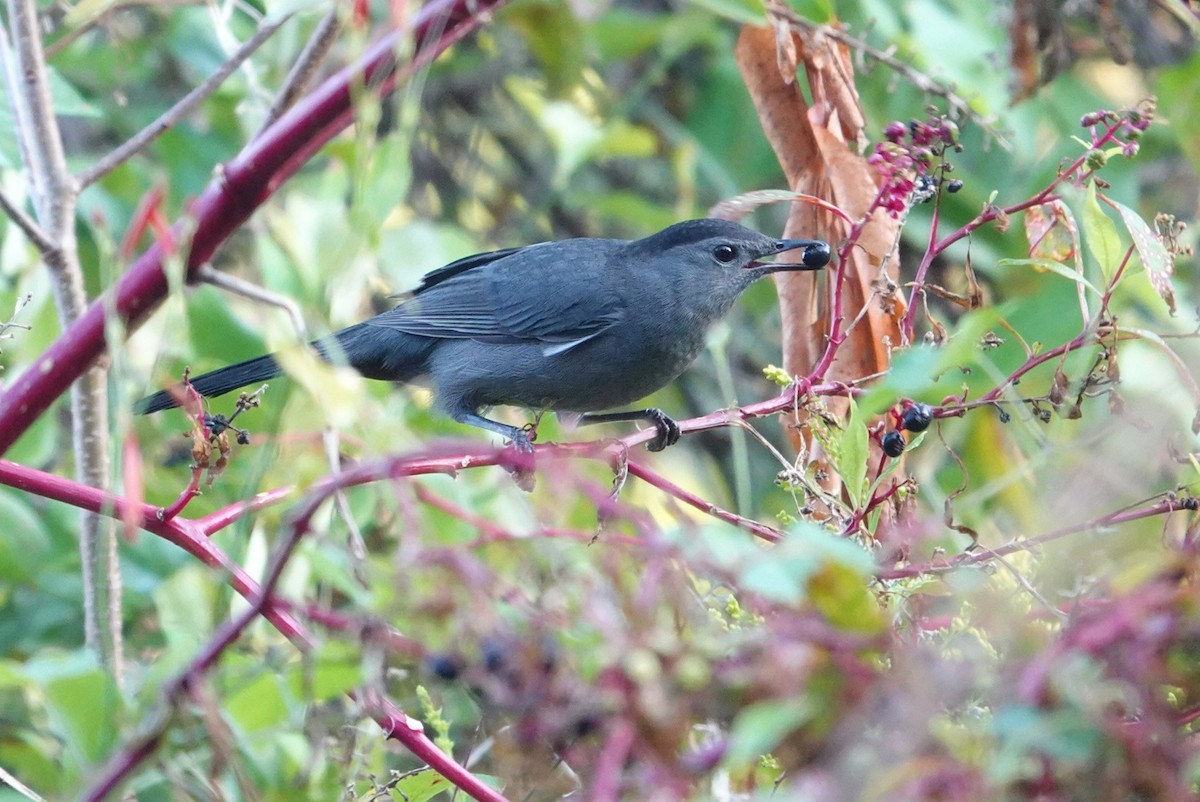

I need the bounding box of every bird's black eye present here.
[713,244,737,263]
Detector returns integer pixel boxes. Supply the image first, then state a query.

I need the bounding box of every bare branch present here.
[77,14,292,189]
[0,0,509,455]
[0,189,53,253]
[2,0,77,218]
[196,263,308,338]
[625,459,785,542]
[4,0,119,674]
[257,8,341,135]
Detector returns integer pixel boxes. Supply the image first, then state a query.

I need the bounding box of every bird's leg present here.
[454,412,534,453]
[522,410,546,443]
[577,409,682,452]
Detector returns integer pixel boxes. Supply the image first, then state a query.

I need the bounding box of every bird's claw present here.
[645,409,681,452]
[506,430,537,492]
[510,430,536,454]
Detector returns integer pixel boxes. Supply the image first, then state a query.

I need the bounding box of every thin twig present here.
[257,8,341,135]
[0,294,32,347]
[0,5,77,214]
[625,459,785,543]
[0,763,44,802]
[589,718,635,802]
[194,484,295,535]
[323,425,369,578]
[878,495,1199,579]
[900,119,1129,342]
[985,549,1069,620]
[0,189,53,252]
[76,14,292,189]
[0,458,310,640]
[197,264,308,338]
[777,8,1010,149]
[44,0,202,58]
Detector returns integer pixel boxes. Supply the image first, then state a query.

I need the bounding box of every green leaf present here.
[154,565,218,660]
[504,0,585,93]
[740,554,813,606]
[392,769,454,802]
[45,69,102,118]
[39,660,122,764]
[63,0,119,26]
[808,560,884,633]
[568,191,677,231]
[687,0,765,24]
[996,258,1102,297]
[354,134,414,230]
[737,523,874,610]
[725,698,816,766]
[990,705,1100,782]
[226,671,290,733]
[184,285,268,363]
[0,67,99,165]
[0,490,50,582]
[790,0,836,22]
[590,11,670,60]
[5,396,60,468]
[1079,182,1123,280]
[1109,198,1176,314]
[286,641,362,702]
[505,77,603,186]
[836,397,869,507]
[595,121,658,159]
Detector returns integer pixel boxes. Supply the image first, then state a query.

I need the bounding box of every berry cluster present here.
[1080,100,1154,159]
[867,113,964,217]
[881,402,934,459]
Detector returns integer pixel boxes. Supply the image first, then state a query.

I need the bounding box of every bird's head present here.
[617,218,831,329]
[630,218,830,285]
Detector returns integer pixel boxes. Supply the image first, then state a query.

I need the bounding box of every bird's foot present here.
[645,409,681,452]
[506,429,537,492]
[512,423,537,453]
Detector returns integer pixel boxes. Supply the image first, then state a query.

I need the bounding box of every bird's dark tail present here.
[134,322,435,415]
[133,352,284,414]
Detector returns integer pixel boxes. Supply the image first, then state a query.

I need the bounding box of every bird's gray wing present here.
[367,240,625,354]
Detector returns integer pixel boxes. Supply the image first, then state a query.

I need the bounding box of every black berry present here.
[901,403,934,432]
[425,653,463,681]
[881,430,906,458]
[481,638,509,672]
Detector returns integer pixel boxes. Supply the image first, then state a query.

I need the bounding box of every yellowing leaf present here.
[1024,200,1077,262]
[808,562,884,633]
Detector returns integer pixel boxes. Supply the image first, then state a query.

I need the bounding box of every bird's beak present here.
[749,239,831,271]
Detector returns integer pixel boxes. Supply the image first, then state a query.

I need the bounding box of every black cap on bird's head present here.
[630,218,831,275]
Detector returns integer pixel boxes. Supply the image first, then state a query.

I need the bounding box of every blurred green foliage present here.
[0,0,1198,798]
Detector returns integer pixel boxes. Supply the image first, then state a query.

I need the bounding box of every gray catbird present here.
[135,218,830,451]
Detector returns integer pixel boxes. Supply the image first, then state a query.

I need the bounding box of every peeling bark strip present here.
[735,23,903,388]
[0,0,510,456]
[735,22,907,513]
